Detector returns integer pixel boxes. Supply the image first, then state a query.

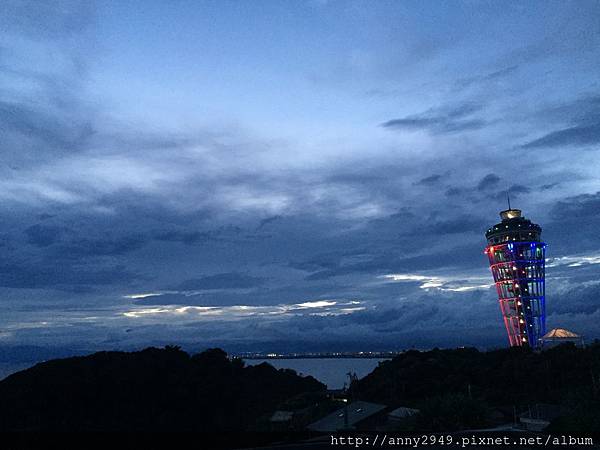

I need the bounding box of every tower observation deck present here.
[484,208,546,348]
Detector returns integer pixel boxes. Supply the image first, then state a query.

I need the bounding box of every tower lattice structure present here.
[484,208,546,348]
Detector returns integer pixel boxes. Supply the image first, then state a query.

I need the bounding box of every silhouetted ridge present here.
[351,343,600,432]
[0,346,325,431]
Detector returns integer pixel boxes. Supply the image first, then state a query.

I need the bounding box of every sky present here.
[1,0,600,362]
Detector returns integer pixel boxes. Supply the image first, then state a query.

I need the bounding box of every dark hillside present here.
[351,342,600,432]
[0,346,325,432]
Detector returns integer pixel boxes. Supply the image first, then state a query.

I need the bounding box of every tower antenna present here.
[507,191,511,210]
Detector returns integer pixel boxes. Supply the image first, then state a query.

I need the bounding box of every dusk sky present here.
[1,0,600,360]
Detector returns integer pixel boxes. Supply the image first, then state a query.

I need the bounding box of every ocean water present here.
[248,358,388,389]
[0,358,388,389]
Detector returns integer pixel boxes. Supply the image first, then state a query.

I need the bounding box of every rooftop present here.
[543,328,580,339]
[307,400,387,432]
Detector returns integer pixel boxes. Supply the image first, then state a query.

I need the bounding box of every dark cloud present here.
[153,230,211,245]
[456,65,519,89]
[414,174,442,186]
[256,215,282,230]
[0,100,94,159]
[477,173,501,191]
[0,0,94,40]
[304,241,486,281]
[381,102,486,134]
[482,65,520,80]
[0,1,599,357]
[133,282,343,307]
[57,235,148,258]
[550,191,600,219]
[541,182,560,190]
[548,279,600,316]
[538,94,600,127]
[508,184,530,195]
[491,185,530,202]
[0,263,134,290]
[521,122,600,149]
[522,94,600,149]
[241,289,504,349]
[24,224,65,247]
[172,273,265,291]
[542,192,600,254]
[289,254,340,272]
[421,218,487,235]
[0,1,97,176]
[445,187,465,197]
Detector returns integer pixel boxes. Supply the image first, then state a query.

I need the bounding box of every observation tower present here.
[484,205,546,348]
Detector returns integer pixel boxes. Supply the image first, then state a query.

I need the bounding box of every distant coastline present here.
[236,351,403,360]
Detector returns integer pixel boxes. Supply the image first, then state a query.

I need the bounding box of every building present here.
[518,404,564,431]
[542,328,584,348]
[270,410,294,423]
[269,410,295,431]
[387,406,420,421]
[484,207,546,348]
[307,401,387,432]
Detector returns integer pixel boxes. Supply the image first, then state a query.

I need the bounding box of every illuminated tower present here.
[484,207,546,348]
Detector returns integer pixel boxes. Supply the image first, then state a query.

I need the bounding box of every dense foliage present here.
[0,346,325,431]
[352,342,600,431]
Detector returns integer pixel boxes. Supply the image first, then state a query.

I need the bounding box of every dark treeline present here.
[0,346,324,432]
[351,342,600,432]
[1,343,599,434]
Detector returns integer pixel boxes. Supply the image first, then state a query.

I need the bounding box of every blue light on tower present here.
[484,207,546,348]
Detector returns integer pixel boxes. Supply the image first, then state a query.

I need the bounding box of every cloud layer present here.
[0,1,599,359]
